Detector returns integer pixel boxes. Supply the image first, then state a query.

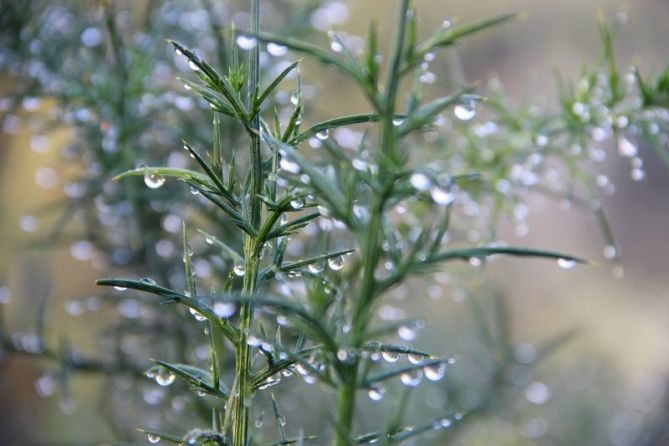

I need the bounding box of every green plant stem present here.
[232,2,261,445]
[336,2,410,445]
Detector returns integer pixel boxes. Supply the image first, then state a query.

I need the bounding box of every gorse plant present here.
[2,0,669,445]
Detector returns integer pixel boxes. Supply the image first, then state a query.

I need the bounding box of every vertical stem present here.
[233,2,261,446]
[336,2,410,445]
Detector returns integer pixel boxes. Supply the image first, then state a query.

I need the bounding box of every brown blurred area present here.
[1,0,669,444]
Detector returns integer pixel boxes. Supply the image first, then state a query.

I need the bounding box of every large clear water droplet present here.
[155,369,176,387]
[234,264,246,276]
[279,157,300,174]
[381,350,400,363]
[188,60,200,71]
[290,91,299,106]
[236,35,258,50]
[327,255,345,271]
[308,263,324,274]
[398,325,417,341]
[454,99,476,121]
[291,198,305,210]
[408,353,424,365]
[144,171,166,189]
[557,258,576,269]
[617,136,637,157]
[410,173,431,191]
[400,369,423,387]
[430,187,454,205]
[368,384,386,401]
[424,362,446,381]
[316,129,330,141]
[213,302,236,318]
[328,31,343,52]
[267,42,288,56]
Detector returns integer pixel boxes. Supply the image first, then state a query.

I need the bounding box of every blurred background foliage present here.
[1,0,668,444]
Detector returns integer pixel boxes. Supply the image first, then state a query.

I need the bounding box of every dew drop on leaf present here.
[424,362,446,381]
[233,263,246,276]
[290,198,305,210]
[454,99,476,121]
[213,302,236,318]
[556,258,576,269]
[148,433,161,444]
[381,350,400,363]
[144,172,166,189]
[368,384,386,401]
[327,255,345,271]
[400,369,423,387]
[316,129,330,141]
[409,172,431,191]
[155,369,176,387]
[267,42,288,56]
[307,263,324,274]
[189,307,207,322]
[236,35,258,50]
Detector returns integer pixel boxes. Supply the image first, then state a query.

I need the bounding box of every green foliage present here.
[1,1,668,446]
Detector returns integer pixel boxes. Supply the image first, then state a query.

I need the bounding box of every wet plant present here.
[2,0,669,445]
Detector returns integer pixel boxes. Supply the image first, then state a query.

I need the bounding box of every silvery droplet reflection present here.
[236,35,258,50]
[556,258,576,269]
[424,362,446,381]
[327,255,345,271]
[368,384,385,401]
[144,171,166,189]
[454,99,476,121]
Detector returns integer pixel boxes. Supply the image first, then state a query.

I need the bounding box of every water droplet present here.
[234,264,246,276]
[316,129,330,140]
[35,373,57,397]
[438,418,452,429]
[291,198,305,210]
[631,168,645,181]
[258,375,280,390]
[236,35,258,50]
[424,52,436,62]
[20,214,39,232]
[381,350,400,363]
[188,60,200,71]
[618,136,638,157]
[113,286,127,291]
[213,302,236,318]
[424,362,446,381]
[189,307,207,322]
[327,255,345,271]
[144,171,166,189]
[454,99,476,121]
[279,157,300,174]
[393,118,405,126]
[408,353,424,365]
[255,412,264,428]
[267,42,288,56]
[290,91,299,106]
[278,415,287,427]
[398,325,417,341]
[557,258,576,269]
[148,433,161,444]
[419,72,436,84]
[410,173,431,191]
[603,245,617,260]
[155,369,176,387]
[328,31,343,52]
[430,187,454,205]
[307,263,324,274]
[368,384,386,401]
[400,369,423,387]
